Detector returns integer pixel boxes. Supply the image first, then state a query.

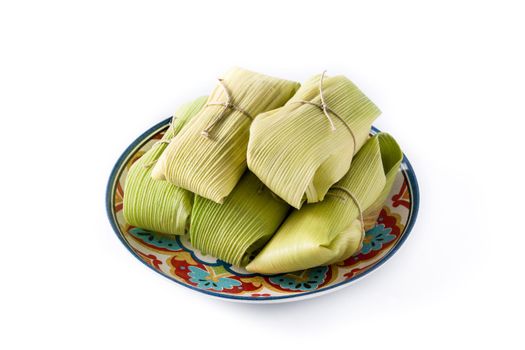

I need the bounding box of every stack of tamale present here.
[247,72,380,209]
[122,68,406,275]
[123,97,207,235]
[246,133,402,274]
[152,67,300,203]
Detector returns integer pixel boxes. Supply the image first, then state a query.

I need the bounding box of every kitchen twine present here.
[328,185,366,241]
[291,71,358,154]
[142,118,178,169]
[143,76,253,168]
[201,79,253,138]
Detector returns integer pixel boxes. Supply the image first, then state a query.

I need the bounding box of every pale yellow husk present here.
[247,73,380,209]
[152,67,300,203]
[246,133,402,274]
[123,96,207,235]
[189,172,290,267]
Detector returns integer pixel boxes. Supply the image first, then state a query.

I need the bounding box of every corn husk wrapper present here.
[189,172,290,267]
[152,67,300,203]
[247,73,381,209]
[123,97,207,235]
[246,133,402,274]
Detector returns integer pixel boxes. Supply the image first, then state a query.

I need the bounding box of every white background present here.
[1,1,524,349]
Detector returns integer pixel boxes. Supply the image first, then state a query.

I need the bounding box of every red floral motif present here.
[169,256,207,280]
[392,179,411,209]
[168,256,260,294]
[343,266,369,279]
[133,248,163,271]
[223,276,260,294]
[321,267,334,288]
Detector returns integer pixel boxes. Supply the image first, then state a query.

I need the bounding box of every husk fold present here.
[190,172,290,267]
[246,133,403,274]
[152,67,300,203]
[247,73,381,209]
[123,96,207,235]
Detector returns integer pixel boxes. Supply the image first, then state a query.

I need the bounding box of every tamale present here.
[123,96,207,235]
[189,172,290,267]
[246,133,402,274]
[247,72,380,209]
[151,67,300,203]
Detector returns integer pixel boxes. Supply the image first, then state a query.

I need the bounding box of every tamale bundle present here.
[189,172,290,267]
[247,72,381,209]
[123,96,207,235]
[246,133,402,274]
[152,68,300,203]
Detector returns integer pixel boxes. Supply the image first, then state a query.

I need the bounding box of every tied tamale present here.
[152,67,300,203]
[190,172,290,267]
[246,133,403,274]
[247,72,380,209]
[123,96,207,235]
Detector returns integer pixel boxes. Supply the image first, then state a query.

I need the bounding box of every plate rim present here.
[105,118,420,302]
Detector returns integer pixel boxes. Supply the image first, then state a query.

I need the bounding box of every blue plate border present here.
[105,119,420,302]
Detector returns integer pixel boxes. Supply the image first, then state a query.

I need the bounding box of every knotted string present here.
[142,118,177,169]
[327,185,366,240]
[201,79,253,138]
[291,71,358,154]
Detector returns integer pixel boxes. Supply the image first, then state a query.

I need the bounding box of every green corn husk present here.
[189,172,290,267]
[247,73,381,209]
[152,67,300,203]
[246,133,402,274]
[123,96,207,235]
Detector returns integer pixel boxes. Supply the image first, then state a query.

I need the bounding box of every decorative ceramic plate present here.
[106,118,419,303]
